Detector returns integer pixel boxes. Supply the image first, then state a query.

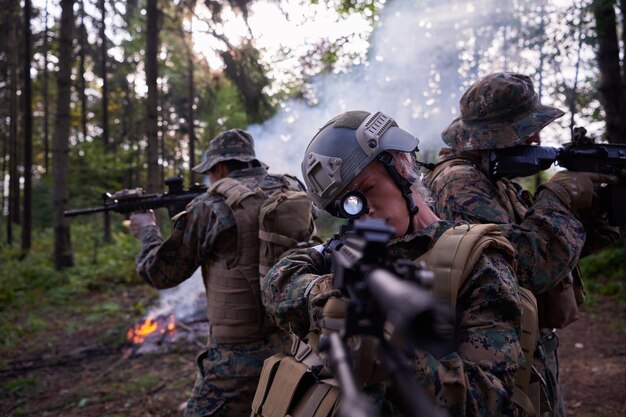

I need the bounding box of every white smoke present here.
[250,0,580,177]
[152,0,579,322]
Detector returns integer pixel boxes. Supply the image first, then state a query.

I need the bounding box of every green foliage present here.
[0,221,142,353]
[579,243,626,307]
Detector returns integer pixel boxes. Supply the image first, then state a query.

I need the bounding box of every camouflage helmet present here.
[192,129,260,174]
[441,72,565,151]
[301,110,419,211]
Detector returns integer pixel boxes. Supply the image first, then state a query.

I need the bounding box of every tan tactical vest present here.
[426,157,584,329]
[206,178,271,344]
[205,174,314,344]
[252,223,532,417]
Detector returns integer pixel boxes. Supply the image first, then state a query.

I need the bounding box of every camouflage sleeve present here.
[410,250,524,417]
[260,246,331,337]
[430,163,585,294]
[135,195,236,289]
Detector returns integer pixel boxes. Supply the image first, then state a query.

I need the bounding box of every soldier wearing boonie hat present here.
[425,72,619,417]
[128,128,305,417]
[192,129,262,174]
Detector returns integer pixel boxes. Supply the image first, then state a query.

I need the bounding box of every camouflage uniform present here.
[135,130,296,417]
[261,220,525,417]
[427,72,619,417]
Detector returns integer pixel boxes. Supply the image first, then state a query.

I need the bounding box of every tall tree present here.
[53,0,75,269]
[79,0,88,141]
[591,0,626,143]
[185,23,196,185]
[8,1,20,243]
[43,0,50,172]
[99,0,112,242]
[146,0,160,194]
[99,0,110,150]
[22,0,33,251]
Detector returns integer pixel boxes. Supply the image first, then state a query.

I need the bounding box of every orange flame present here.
[127,314,177,344]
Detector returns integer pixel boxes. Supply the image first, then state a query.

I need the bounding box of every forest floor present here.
[0,287,624,417]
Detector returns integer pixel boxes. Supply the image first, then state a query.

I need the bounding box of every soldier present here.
[129,129,307,417]
[257,110,525,417]
[425,72,619,417]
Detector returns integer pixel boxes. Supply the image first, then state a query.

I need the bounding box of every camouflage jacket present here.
[426,150,619,294]
[261,220,524,417]
[425,151,587,295]
[135,167,298,289]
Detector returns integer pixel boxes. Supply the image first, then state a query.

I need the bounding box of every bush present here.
[579,243,626,307]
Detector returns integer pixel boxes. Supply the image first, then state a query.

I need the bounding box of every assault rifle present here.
[484,127,626,225]
[320,210,452,417]
[64,176,208,219]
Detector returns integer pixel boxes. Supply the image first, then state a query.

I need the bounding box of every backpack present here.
[416,223,540,417]
[211,174,318,278]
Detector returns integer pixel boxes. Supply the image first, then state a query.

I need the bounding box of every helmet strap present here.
[376,152,419,235]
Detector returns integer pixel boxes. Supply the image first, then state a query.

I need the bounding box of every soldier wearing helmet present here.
[257,110,525,417]
[425,72,619,417]
[129,128,303,417]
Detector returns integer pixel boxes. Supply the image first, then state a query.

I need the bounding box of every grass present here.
[578,243,626,310]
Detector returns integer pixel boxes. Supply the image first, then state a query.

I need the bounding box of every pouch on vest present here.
[537,265,584,329]
[251,353,340,417]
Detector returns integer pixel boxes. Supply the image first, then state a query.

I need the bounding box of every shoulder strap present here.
[416,223,516,317]
[423,156,476,190]
[209,177,265,267]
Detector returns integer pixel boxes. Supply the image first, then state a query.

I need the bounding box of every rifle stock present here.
[64,176,208,219]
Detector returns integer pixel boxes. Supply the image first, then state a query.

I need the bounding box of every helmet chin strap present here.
[376,152,419,235]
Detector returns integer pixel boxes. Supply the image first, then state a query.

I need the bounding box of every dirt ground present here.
[1,294,624,417]
[558,298,626,417]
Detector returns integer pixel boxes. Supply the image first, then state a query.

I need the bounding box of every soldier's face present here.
[342,160,410,238]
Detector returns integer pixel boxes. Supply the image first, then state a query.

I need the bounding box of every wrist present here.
[537,182,572,210]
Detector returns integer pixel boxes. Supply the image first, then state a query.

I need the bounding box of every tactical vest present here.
[206,174,308,344]
[252,223,530,417]
[426,157,585,329]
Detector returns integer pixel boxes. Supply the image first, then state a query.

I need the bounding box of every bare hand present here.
[129,210,156,238]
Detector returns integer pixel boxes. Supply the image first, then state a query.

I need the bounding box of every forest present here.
[1,0,625,416]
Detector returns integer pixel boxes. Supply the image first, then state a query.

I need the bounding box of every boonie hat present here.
[442,72,565,151]
[192,129,260,174]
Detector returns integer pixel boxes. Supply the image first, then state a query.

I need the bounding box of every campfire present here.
[126,311,209,355]
[127,313,176,344]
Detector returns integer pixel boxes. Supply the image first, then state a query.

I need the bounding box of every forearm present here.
[261,247,329,337]
[135,225,198,289]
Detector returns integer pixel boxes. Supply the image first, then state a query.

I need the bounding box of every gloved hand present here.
[307,275,342,332]
[539,171,618,211]
[129,210,156,238]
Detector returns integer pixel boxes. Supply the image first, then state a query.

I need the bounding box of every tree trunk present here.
[99,0,112,242]
[79,0,87,141]
[187,36,196,185]
[146,0,160,194]
[8,2,20,242]
[43,0,50,173]
[592,0,626,143]
[22,0,33,252]
[53,0,75,270]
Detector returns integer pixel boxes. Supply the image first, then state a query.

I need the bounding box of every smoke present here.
[151,0,576,322]
[249,0,502,176]
[249,0,577,177]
